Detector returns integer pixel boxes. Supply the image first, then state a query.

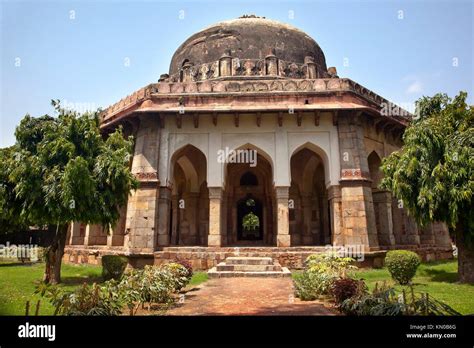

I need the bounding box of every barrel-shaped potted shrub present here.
[385,250,421,285]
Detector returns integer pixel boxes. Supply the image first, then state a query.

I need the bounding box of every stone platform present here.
[63,245,453,271]
[208,257,291,278]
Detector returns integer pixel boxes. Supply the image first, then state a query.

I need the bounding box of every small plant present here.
[330,278,364,305]
[161,263,191,292]
[294,252,357,301]
[101,255,128,281]
[385,250,421,285]
[35,281,124,316]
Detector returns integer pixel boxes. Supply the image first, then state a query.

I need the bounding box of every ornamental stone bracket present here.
[340,169,372,182]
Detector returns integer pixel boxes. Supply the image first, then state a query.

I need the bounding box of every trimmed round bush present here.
[385,250,421,285]
[102,255,128,281]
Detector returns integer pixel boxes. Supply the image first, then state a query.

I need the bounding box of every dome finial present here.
[239,14,266,19]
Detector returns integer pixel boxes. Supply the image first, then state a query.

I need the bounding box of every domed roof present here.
[169,15,327,76]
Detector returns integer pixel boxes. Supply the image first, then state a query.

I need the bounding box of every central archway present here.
[224,146,275,246]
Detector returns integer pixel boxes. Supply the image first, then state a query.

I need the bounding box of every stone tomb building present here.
[64,16,453,269]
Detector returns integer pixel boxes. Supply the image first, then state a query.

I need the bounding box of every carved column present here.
[328,185,343,245]
[372,191,395,246]
[276,186,291,247]
[156,187,171,247]
[219,53,232,77]
[337,112,379,251]
[208,187,224,246]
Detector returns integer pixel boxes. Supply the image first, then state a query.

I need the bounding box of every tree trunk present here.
[456,221,474,284]
[43,224,69,284]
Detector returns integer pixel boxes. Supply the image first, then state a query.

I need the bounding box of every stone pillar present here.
[337,112,379,251]
[328,185,343,245]
[219,53,232,77]
[301,195,313,245]
[208,187,224,246]
[68,222,85,245]
[156,187,171,247]
[433,222,452,248]
[265,54,278,75]
[85,224,106,246]
[305,56,317,79]
[124,115,161,253]
[419,223,436,246]
[372,191,395,246]
[107,205,127,247]
[276,186,291,247]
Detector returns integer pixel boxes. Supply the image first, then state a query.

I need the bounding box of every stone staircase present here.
[208,256,291,278]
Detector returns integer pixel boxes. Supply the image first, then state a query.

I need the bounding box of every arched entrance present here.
[169,145,209,246]
[289,145,330,246]
[224,146,275,245]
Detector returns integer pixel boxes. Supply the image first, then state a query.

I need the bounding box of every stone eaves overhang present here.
[100,78,412,131]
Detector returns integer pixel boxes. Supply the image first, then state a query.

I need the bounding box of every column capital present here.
[208,187,223,199]
[275,186,290,199]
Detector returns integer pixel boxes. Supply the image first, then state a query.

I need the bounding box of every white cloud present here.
[405,79,423,94]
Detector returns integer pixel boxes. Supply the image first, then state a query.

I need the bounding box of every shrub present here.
[385,250,421,285]
[294,253,357,301]
[340,281,461,316]
[330,278,364,305]
[102,255,128,281]
[305,253,357,278]
[174,259,193,279]
[36,281,124,316]
[161,263,191,292]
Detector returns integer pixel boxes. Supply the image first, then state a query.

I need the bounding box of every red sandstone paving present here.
[162,277,337,316]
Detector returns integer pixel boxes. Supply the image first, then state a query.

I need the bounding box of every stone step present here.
[208,267,291,278]
[225,256,273,265]
[216,262,282,272]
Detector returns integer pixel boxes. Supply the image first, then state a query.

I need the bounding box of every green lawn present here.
[355,259,474,315]
[0,262,208,315]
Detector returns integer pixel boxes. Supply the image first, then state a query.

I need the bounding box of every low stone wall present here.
[63,245,453,271]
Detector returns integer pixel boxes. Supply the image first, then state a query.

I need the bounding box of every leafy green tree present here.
[1,101,137,284]
[381,92,474,283]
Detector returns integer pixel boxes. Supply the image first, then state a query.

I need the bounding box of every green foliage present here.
[242,212,259,231]
[35,263,193,316]
[35,281,123,316]
[385,250,421,285]
[1,99,138,231]
[340,281,461,316]
[161,263,192,292]
[305,252,357,277]
[380,92,473,240]
[101,255,128,281]
[294,253,357,301]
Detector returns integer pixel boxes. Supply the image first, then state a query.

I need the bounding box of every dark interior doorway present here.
[237,195,263,241]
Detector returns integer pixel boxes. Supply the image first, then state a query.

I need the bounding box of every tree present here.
[380,92,474,283]
[1,101,138,284]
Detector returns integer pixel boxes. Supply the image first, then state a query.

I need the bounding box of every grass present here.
[0,262,209,315]
[355,259,474,315]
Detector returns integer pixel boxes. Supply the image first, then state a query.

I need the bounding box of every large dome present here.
[169,15,327,76]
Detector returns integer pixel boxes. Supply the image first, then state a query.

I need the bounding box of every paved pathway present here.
[166,277,337,315]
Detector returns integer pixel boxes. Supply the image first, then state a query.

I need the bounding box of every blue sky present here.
[1,0,472,147]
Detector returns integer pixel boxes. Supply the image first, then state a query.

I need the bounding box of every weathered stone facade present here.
[64,16,452,269]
